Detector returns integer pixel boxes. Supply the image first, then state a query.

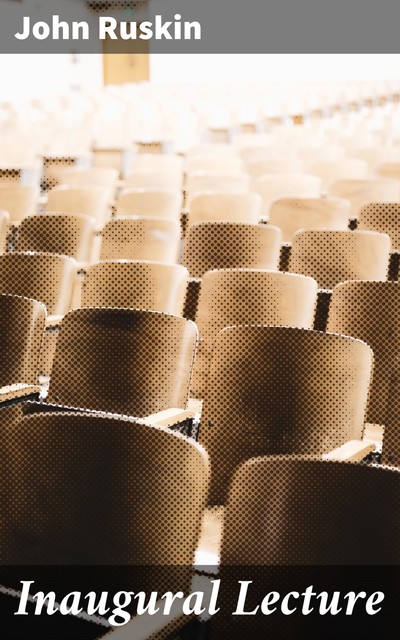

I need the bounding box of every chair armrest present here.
[323,439,375,462]
[143,408,196,429]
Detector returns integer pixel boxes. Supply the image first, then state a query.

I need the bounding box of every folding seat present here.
[308,158,368,191]
[186,172,250,206]
[100,216,181,263]
[269,196,351,242]
[212,457,400,637]
[289,229,391,290]
[45,186,111,230]
[16,213,96,263]
[188,192,262,226]
[0,294,46,403]
[116,188,182,221]
[59,166,119,191]
[42,307,197,426]
[81,260,188,316]
[330,178,399,219]
[199,326,373,504]
[254,173,322,217]
[1,412,209,635]
[192,269,318,397]
[327,281,400,427]
[124,170,183,191]
[0,185,39,223]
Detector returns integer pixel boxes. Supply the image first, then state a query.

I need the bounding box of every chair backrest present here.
[124,170,182,191]
[0,252,76,316]
[46,186,111,228]
[0,185,39,223]
[189,192,261,226]
[200,325,372,504]
[222,456,400,564]
[60,166,119,190]
[186,172,250,204]
[48,307,198,417]
[3,411,209,571]
[16,213,96,262]
[289,229,391,289]
[100,216,181,262]
[0,293,46,387]
[309,158,368,190]
[82,260,188,316]
[116,189,182,220]
[193,270,318,396]
[330,178,399,218]
[328,280,400,425]
[182,222,282,278]
[358,202,400,252]
[269,196,351,242]
[255,173,322,216]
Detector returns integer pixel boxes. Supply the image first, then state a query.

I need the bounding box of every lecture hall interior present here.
[0,1,400,638]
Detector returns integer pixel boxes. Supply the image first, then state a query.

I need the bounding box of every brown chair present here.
[183,222,282,279]
[0,294,46,403]
[100,217,181,263]
[358,202,400,252]
[330,178,399,219]
[289,229,391,289]
[81,260,188,316]
[116,189,182,221]
[16,213,96,263]
[0,252,77,322]
[188,192,262,226]
[46,307,198,421]
[0,185,39,223]
[199,325,373,504]
[328,280,400,426]
[269,196,351,243]
[46,186,111,230]
[192,269,318,397]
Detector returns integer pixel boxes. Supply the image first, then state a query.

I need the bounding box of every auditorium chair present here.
[0,293,46,404]
[289,229,391,289]
[115,188,182,220]
[358,202,400,279]
[45,185,111,230]
[1,411,209,637]
[39,307,198,429]
[15,213,96,263]
[81,261,188,316]
[308,158,368,191]
[254,173,322,216]
[209,457,400,637]
[199,325,374,505]
[185,172,250,205]
[330,177,400,219]
[269,196,351,243]
[188,192,262,226]
[0,184,39,223]
[192,269,318,397]
[327,280,400,429]
[99,217,181,263]
[59,166,119,191]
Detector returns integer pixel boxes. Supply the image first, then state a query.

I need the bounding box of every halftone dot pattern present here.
[192,269,318,397]
[81,260,188,316]
[199,325,373,505]
[0,169,20,184]
[42,157,76,191]
[100,217,181,262]
[0,294,46,386]
[16,213,96,262]
[2,411,209,572]
[359,202,400,251]
[47,307,198,418]
[182,221,282,278]
[328,280,400,425]
[289,229,391,289]
[222,456,400,565]
[0,252,76,316]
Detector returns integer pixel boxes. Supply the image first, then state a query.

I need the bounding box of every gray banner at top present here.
[1,0,400,53]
